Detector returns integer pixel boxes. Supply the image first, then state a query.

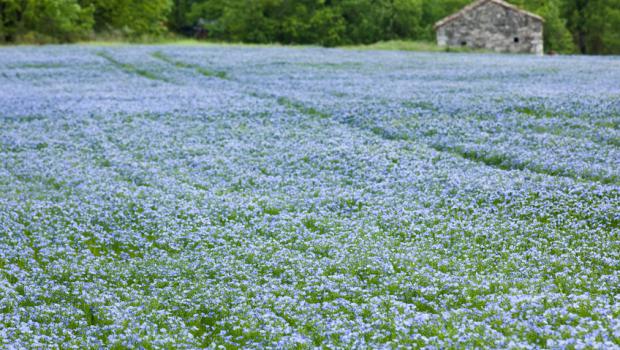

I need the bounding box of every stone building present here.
[435,0,544,55]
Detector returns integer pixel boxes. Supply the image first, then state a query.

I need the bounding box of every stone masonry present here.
[435,0,544,55]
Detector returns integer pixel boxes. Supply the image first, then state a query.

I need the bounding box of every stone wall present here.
[437,1,543,55]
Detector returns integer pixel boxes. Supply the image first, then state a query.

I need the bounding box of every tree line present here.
[0,0,618,54]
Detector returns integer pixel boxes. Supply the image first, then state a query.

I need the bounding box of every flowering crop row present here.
[0,46,618,348]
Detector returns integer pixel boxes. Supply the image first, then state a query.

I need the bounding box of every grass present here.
[76,39,481,55]
[342,40,488,53]
[3,36,483,55]
[95,51,172,82]
[76,38,304,49]
[151,51,228,79]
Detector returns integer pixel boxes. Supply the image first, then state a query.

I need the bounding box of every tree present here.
[562,0,620,54]
[79,0,172,37]
[390,0,424,39]
[169,0,199,33]
[583,0,620,54]
[2,0,619,53]
[562,0,589,53]
[536,0,576,53]
[308,6,346,46]
[0,0,93,43]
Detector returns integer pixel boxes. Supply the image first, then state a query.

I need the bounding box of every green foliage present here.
[539,1,576,53]
[562,0,620,54]
[168,0,197,32]
[186,0,426,46]
[583,0,620,54]
[0,0,619,54]
[0,0,94,43]
[0,0,171,43]
[180,0,609,53]
[308,7,346,46]
[80,0,172,37]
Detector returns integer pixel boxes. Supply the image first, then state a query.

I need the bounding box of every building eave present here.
[434,0,544,30]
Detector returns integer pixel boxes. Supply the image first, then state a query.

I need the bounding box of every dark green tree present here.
[562,0,620,54]
[0,0,93,43]
[79,0,172,37]
[583,0,620,54]
[1,0,619,53]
